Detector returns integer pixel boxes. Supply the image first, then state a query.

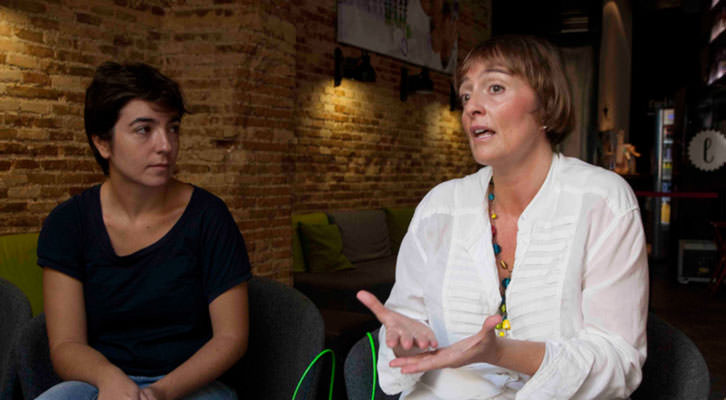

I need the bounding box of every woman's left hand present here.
[390,314,502,374]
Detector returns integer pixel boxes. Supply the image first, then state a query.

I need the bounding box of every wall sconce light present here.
[400,67,434,101]
[334,47,376,86]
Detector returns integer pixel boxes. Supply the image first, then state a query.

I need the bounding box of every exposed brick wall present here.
[0,0,490,284]
[292,0,490,213]
[161,2,296,282]
[0,1,163,232]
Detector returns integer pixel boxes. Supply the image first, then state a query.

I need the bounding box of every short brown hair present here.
[456,35,574,146]
[84,62,187,175]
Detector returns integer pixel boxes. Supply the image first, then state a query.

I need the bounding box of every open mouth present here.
[472,127,494,139]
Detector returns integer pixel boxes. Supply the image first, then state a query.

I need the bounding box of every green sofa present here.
[0,233,43,316]
[291,207,414,313]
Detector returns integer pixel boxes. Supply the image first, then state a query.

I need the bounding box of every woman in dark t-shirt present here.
[36,62,251,400]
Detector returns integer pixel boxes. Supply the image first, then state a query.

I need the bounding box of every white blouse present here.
[378,154,649,400]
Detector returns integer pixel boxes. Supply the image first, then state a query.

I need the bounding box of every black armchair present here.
[0,278,32,400]
[2,276,326,400]
[632,313,710,400]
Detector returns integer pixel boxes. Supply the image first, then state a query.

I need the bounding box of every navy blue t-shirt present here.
[37,185,252,376]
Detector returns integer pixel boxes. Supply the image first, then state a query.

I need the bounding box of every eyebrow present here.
[128,116,181,126]
[459,66,513,88]
[485,67,512,75]
[129,117,155,126]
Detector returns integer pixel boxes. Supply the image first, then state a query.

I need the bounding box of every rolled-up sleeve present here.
[517,208,649,399]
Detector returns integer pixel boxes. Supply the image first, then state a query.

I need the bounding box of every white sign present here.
[688,129,726,172]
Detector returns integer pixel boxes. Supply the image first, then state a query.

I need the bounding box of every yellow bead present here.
[500,304,506,313]
[503,320,511,330]
[498,331,505,337]
[491,213,497,219]
[496,323,502,329]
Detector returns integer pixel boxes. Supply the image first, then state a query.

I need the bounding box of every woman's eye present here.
[489,84,504,94]
[459,93,470,104]
[134,126,151,135]
[169,125,180,134]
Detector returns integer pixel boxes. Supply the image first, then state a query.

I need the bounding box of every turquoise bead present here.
[488,193,495,201]
[502,277,511,288]
[493,243,501,254]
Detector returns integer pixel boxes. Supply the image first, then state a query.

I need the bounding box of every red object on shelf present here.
[634,191,719,199]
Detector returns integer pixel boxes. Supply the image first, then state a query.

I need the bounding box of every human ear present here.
[91,135,111,159]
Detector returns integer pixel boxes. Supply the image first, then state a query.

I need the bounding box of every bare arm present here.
[390,314,545,376]
[44,267,141,400]
[142,282,249,400]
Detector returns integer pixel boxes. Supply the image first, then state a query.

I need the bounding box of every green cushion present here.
[292,212,329,272]
[0,233,43,315]
[384,207,415,252]
[298,223,353,273]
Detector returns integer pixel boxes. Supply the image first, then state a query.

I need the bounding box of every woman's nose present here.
[154,129,173,152]
[464,94,484,117]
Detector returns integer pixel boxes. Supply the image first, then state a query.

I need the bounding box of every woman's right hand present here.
[356,290,438,357]
[97,367,141,400]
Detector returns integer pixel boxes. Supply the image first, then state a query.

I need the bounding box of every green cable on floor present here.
[292,348,335,400]
[367,331,377,400]
[291,331,378,400]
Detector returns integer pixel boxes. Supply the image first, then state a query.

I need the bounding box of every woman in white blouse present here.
[357,35,649,399]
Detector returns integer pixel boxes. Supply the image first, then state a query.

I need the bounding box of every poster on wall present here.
[337,0,459,74]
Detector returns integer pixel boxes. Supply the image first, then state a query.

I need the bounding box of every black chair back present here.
[632,313,710,400]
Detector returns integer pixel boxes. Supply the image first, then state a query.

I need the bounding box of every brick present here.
[30,16,59,31]
[6,54,38,69]
[28,144,59,156]
[60,145,88,156]
[0,23,11,37]
[16,129,49,140]
[52,104,81,116]
[0,69,23,83]
[22,71,50,85]
[76,12,102,26]
[19,101,50,114]
[15,28,43,43]
[27,201,55,213]
[0,202,27,212]
[25,172,54,185]
[40,186,67,197]
[25,44,53,58]
[11,0,46,14]
[15,159,39,169]
[7,85,57,100]
[0,142,27,154]
[7,184,41,199]
[67,66,95,78]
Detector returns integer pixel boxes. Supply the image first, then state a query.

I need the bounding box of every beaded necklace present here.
[488,182,511,337]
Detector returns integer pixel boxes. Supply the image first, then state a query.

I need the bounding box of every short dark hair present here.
[456,35,574,146]
[84,62,187,175]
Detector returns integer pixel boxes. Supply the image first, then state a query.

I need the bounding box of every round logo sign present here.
[688,129,726,172]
